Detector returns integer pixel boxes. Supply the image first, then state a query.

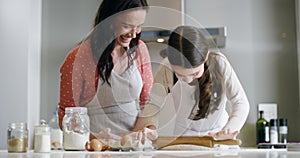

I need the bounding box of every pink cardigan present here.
[58,40,153,120]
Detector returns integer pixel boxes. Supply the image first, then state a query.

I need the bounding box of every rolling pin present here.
[154,136,242,149]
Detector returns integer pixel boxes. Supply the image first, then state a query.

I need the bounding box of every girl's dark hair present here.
[90,0,148,85]
[167,25,221,120]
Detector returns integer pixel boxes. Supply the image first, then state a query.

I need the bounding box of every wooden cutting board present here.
[153,136,242,149]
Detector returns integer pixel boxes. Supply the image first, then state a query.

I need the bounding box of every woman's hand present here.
[208,129,239,140]
[128,127,158,141]
[92,128,121,140]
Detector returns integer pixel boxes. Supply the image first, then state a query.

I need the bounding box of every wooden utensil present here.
[154,136,242,149]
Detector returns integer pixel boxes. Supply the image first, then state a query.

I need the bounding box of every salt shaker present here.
[34,120,51,152]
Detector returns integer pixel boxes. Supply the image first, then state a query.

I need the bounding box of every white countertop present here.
[1,148,300,158]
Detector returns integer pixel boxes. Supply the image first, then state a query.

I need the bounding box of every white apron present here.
[86,63,143,136]
[171,80,229,136]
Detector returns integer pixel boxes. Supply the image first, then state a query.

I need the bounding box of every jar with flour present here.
[34,120,51,152]
[63,107,90,150]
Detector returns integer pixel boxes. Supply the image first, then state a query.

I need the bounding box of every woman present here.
[151,25,250,139]
[58,0,155,140]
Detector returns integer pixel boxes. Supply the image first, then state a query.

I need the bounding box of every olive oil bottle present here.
[256,111,269,144]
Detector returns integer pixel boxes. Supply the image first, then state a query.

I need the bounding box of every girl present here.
[152,25,250,139]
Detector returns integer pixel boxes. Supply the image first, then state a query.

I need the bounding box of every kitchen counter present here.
[1,148,300,158]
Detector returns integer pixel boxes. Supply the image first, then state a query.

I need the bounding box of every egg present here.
[90,139,103,151]
[85,139,104,151]
[120,135,132,146]
[85,141,92,151]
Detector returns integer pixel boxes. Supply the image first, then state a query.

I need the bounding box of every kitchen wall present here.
[184,0,300,146]
[297,1,300,115]
[0,0,41,149]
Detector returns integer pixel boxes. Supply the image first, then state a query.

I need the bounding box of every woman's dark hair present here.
[90,0,148,85]
[167,25,221,120]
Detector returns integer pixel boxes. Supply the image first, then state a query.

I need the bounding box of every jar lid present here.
[270,119,278,126]
[53,110,58,115]
[279,118,287,126]
[9,122,27,129]
[65,107,87,114]
[34,120,50,133]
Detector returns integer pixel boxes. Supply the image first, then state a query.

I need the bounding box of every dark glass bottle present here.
[256,111,269,144]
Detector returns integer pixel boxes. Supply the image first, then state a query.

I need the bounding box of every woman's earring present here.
[213,92,217,102]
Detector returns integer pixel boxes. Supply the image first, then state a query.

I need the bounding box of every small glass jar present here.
[7,122,28,152]
[34,120,51,153]
[62,107,90,150]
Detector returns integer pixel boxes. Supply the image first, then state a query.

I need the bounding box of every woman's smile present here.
[118,35,132,46]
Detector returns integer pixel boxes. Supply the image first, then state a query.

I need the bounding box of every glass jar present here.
[7,122,28,152]
[49,110,63,150]
[62,107,90,150]
[34,120,51,153]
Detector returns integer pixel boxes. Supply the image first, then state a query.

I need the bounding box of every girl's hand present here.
[208,129,239,140]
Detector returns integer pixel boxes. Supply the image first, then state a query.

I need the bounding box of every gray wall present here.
[185,0,300,146]
[297,1,300,115]
[0,0,41,149]
[41,0,100,121]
